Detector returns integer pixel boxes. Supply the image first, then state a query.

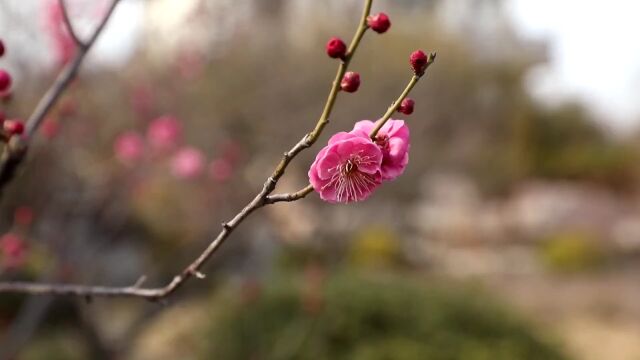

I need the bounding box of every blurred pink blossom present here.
[42,118,60,139]
[209,158,233,182]
[43,0,76,67]
[114,131,144,165]
[352,119,410,181]
[308,132,382,203]
[1,233,27,270]
[147,115,182,152]
[171,147,205,179]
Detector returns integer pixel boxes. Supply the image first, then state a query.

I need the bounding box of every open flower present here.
[309,132,382,203]
[351,119,410,181]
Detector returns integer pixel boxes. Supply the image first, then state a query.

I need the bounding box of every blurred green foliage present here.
[202,272,569,360]
[539,231,608,273]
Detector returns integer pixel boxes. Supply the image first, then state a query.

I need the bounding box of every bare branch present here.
[0,0,122,197]
[268,52,437,204]
[59,0,86,49]
[0,0,375,300]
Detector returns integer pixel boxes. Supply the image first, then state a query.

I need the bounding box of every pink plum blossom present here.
[147,115,182,152]
[114,131,144,164]
[171,147,205,179]
[351,119,410,181]
[308,132,383,203]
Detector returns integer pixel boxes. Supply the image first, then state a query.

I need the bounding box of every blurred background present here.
[1,0,640,359]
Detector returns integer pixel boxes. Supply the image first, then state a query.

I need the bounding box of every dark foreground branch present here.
[0,0,122,197]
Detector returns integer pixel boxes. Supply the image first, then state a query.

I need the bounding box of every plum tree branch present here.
[266,52,436,204]
[0,0,376,300]
[59,0,86,49]
[0,0,122,197]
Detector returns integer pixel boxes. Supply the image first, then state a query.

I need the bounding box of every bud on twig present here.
[340,72,360,93]
[0,70,11,92]
[409,50,428,76]
[4,119,24,136]
[397,98,414,115]
[367,13,391,34]
[0,39,5,57]
[326,37,347,59]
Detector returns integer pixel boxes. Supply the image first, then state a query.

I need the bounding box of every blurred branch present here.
[59,0,87,49]
[0,0,376,300]
[0,0,122,197]
[266,52,437,204]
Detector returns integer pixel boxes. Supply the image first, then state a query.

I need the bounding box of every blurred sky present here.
[508,0,640,132]
[1,0,639,132]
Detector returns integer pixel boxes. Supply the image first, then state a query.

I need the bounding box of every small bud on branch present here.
[0,70,11,92]
[4,119,25,136]
[367,13,391,33]
[397,98,415,115]
[326,37,347,59]
[340,71,361,93]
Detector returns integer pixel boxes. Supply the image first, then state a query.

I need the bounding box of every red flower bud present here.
[326,37,347,59]
[398,98,415,115]
[340,72,360,93]
[0,39,5,57]
[4,119,24,136]
[410,50,428,76]
[367,13,391,34]
[0,70,11,93]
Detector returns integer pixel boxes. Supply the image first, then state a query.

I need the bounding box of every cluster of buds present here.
[325,11,393,94]
[0,38,23,142]
[323,12,429,117]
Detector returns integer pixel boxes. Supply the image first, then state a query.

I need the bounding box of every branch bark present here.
[0,0,122,197]
[0,0,376,301]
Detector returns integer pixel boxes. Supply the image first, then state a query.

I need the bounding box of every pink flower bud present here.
[0,70,12,93]
[397,98,415,115]
[367,13,391,34]
[4,119,24,136]
[114,131,144,165]
[171,147,205,180]
[0,39,5,57]
[326,37,347,59]
[410,50,428,76]
[340,72,360,93]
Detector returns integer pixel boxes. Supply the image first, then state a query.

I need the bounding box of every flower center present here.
[343,159,356,174]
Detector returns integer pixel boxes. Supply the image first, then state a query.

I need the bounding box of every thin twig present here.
[267,52,437,204]
[0,0,122,197]
[59,0,87,49]
[0,0,375,300]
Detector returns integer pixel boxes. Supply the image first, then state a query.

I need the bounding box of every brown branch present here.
[267,52,437,204]
[0,0,122,197]
[0,0,375,301]
[59,0,87,49]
